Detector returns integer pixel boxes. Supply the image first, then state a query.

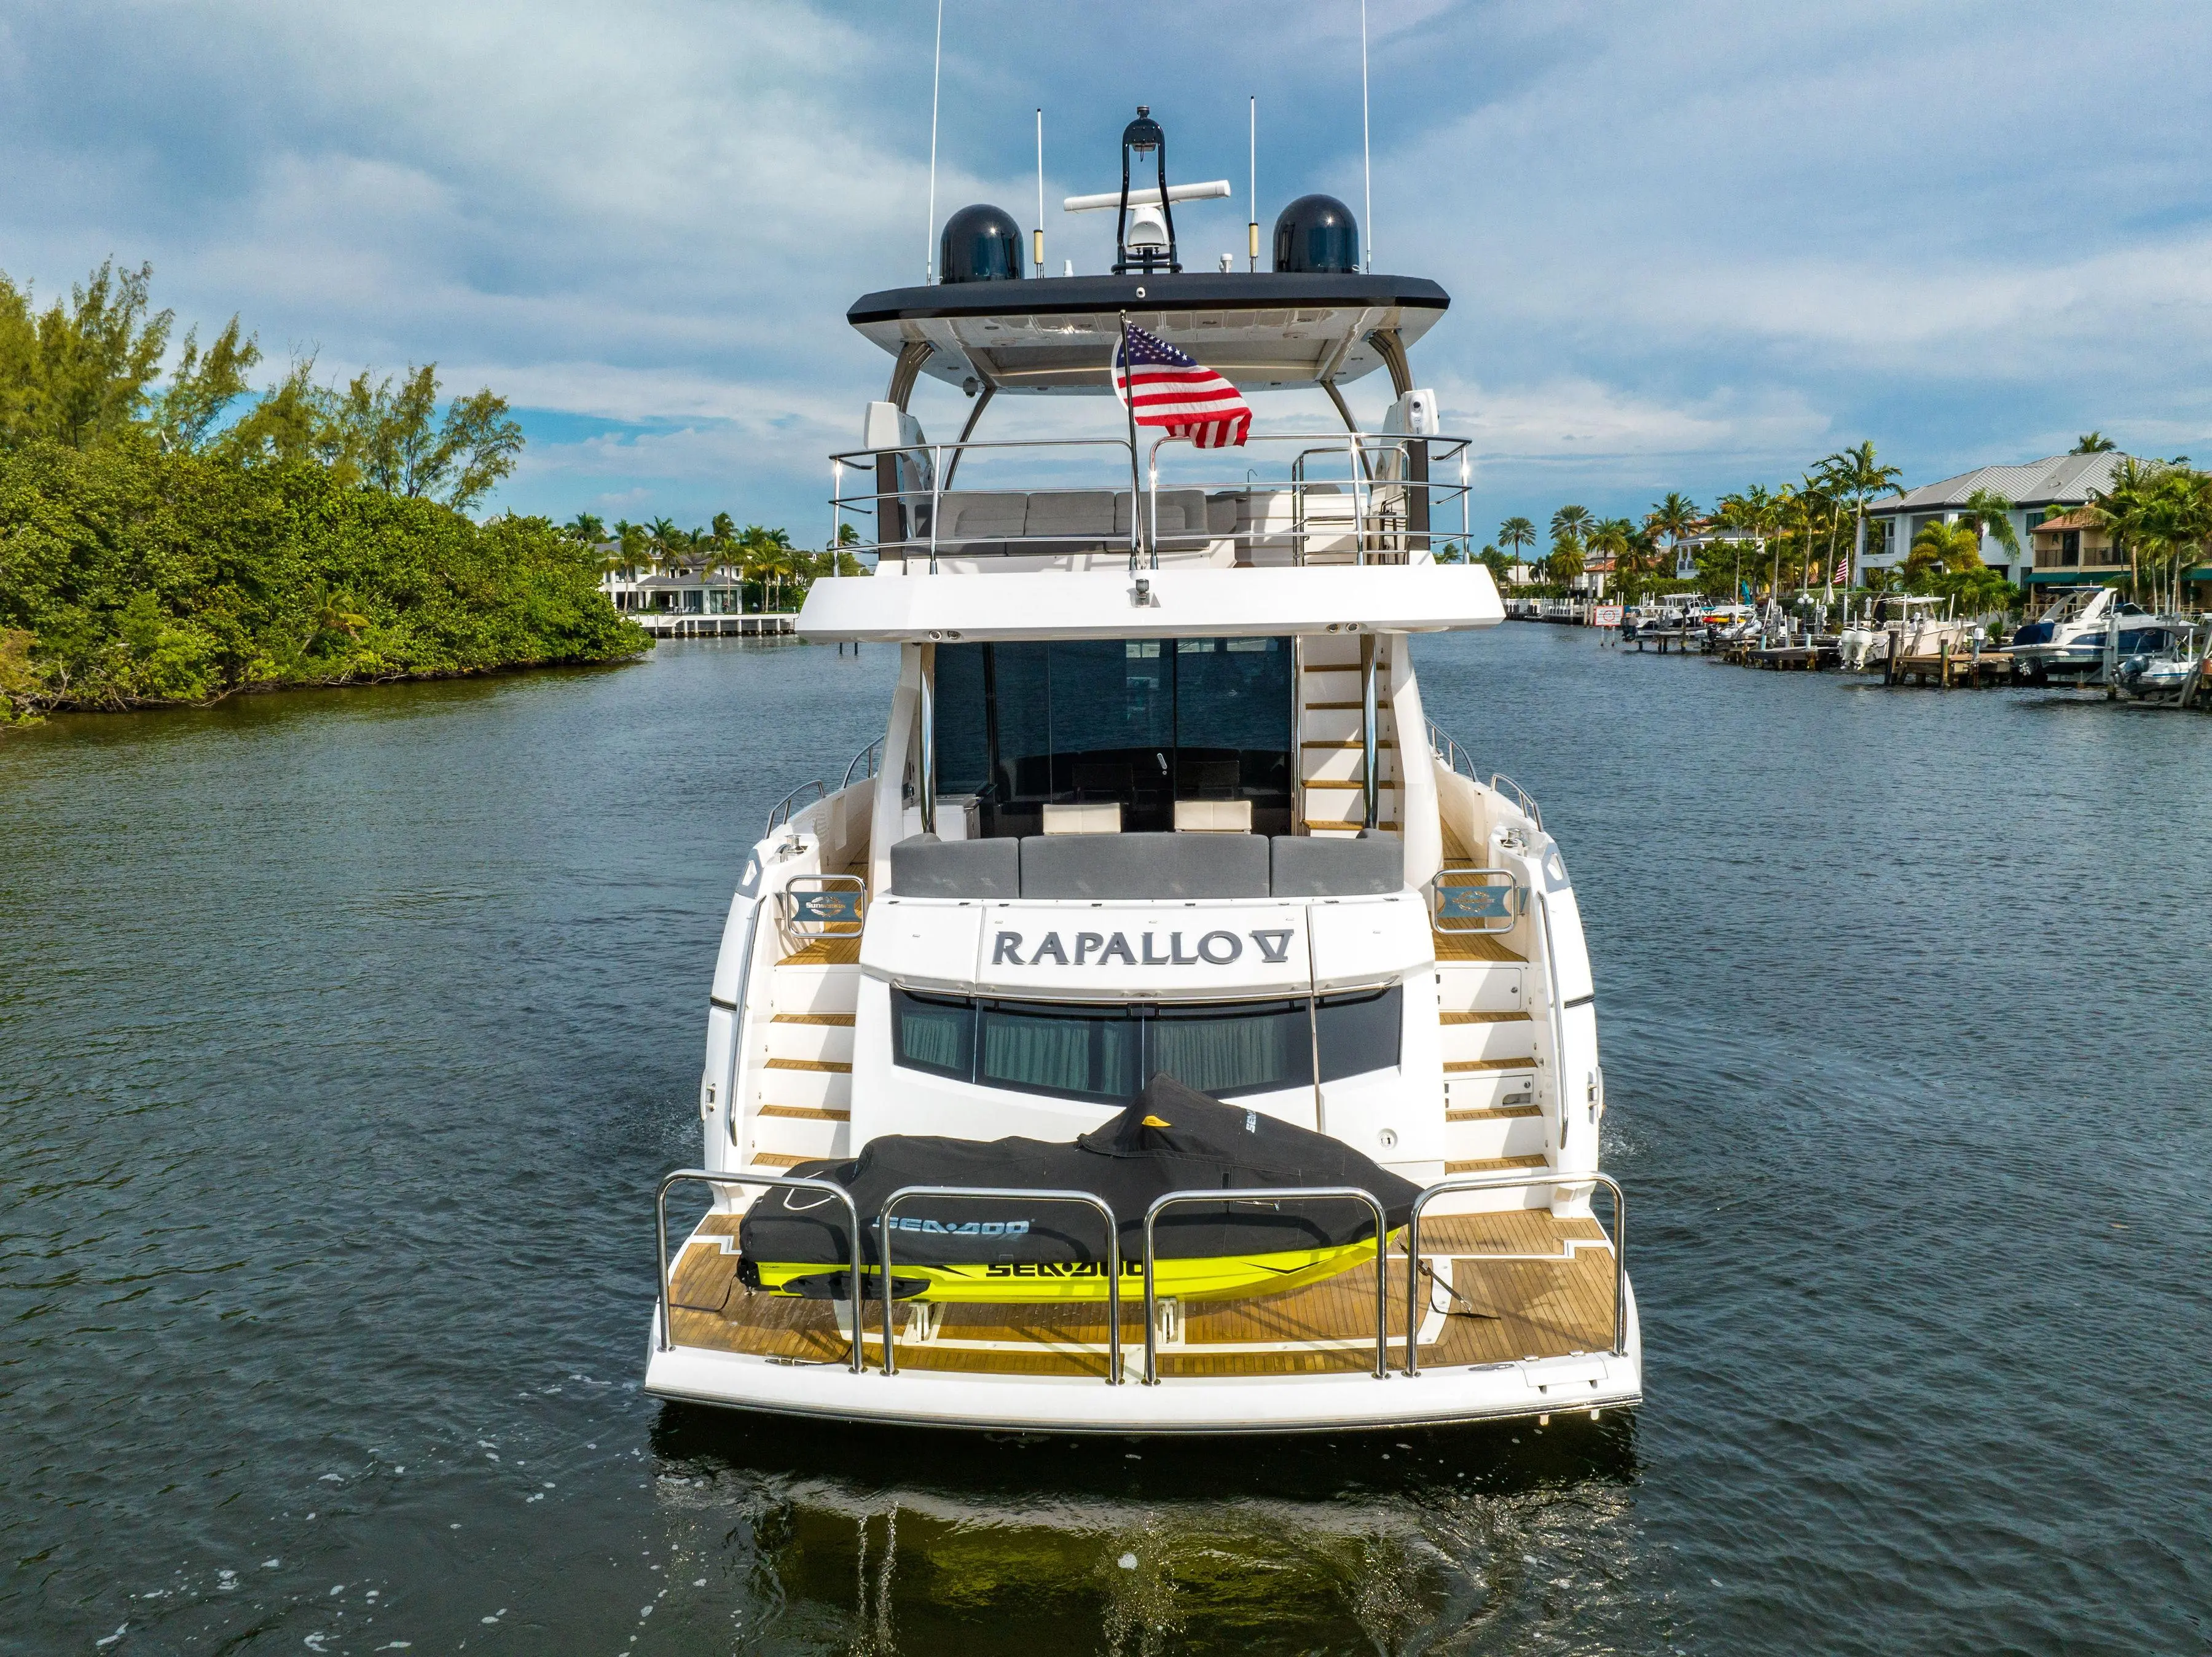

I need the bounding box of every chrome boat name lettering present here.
[989,929,1294,967]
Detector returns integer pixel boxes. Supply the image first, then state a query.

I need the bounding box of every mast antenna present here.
[1360,0,1372,273]
[1035,108,1045,275]
[925,0,944,284]
[1248,96,1258,272]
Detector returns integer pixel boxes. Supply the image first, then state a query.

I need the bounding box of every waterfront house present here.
[1857,451,2138,589]
[2025,509,2126,582]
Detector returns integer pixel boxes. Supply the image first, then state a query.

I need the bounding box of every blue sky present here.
[5,0,2212,543]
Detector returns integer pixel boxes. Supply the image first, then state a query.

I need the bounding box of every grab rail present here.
[1403,1171,1625,1376]
[766,779,826,837]
[655,1169,865,1372]
[1429,867,1524,934]
[1426,718,1479,781]
[841,736,883,790]
[777,874,866,939]
[876,1186,1123,1384]
[1488,773,1542,830]
[1140,1186,1389,1385]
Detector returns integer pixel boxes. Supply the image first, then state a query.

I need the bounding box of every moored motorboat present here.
[645,106,1636,1434]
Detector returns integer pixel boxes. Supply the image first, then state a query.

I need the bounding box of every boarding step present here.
[747,1104,851,1162]
[1301,708,1378,741]
[1444,1068,1536,1114]
[1445,1104,1547,1163]
[1435,962,1526,1013]
[1440,1009,1533,1061]
[1302,750,1401,785]
[766,1013,855,1066]
[768,964,860,1017]
[1438,1151,1553,1211]
[758,1059,852,1114]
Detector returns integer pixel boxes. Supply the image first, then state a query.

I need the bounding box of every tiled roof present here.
[2031,508,2100,533]
[1873,452,2138,513]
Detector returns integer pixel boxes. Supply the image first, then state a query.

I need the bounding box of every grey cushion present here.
[888,833,1021,899]
[1269,832,1404,897]
[1112,489,1212,551]
[1022,490,1117,553]
[1020,832,1270,900]
[935,491,1028,557]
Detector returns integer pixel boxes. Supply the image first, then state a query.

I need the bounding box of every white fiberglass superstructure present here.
[646,111,1637,1434]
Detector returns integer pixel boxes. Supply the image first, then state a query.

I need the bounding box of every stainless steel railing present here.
[1428,867,1524,934]
[1488,773,1543,830]
[654,1168,1628,1383]
[1426,718,1478,781]
[765,779,826,837]
[655,1169,865,1371]
[876,1186,1123,1383]
[776,875,866,939]
[841,736,883,790]
[1140,1186,1390,1384]
[1403,1171,1625,1376]
[828,429,1476,571]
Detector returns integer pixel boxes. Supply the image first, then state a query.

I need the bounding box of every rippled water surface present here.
[4,629,2208,1655]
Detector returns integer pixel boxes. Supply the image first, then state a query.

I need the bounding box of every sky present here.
[5,0,2212,543]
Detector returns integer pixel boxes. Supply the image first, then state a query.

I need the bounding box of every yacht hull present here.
[642,1281,1642,1435]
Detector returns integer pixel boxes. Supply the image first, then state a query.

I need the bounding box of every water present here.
[3,629,2208,1655]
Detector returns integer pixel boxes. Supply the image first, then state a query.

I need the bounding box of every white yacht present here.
[646,109,1636,1434]
[2004,585,2155,682]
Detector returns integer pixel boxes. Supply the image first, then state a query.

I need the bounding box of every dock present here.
[624,612,798,639]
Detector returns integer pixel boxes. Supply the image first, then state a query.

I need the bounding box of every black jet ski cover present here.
[736,1074,1421,1299]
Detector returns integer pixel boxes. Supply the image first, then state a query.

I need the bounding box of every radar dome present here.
[939,204,1026,283]
[1272,194,1360,274]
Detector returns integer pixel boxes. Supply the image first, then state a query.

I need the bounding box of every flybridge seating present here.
[889,829,1403,901]
[833,428,1476,573]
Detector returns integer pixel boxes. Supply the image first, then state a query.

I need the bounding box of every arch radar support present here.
[887,340,933,411]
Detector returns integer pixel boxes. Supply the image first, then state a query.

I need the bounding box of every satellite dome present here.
[939,203,1026,283]
[1272,194,1360,274]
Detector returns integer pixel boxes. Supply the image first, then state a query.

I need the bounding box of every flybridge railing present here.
[827,429,1477,573]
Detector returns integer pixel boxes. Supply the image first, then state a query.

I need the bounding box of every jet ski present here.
[737,1074,1420,1303]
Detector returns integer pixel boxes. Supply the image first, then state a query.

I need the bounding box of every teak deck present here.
[665,1209,1617,1380]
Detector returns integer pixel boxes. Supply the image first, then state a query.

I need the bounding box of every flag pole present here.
[1118,312,1144,569]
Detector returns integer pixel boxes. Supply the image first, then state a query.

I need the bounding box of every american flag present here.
[1112,323,1251,449]
[1830,556,1848,587]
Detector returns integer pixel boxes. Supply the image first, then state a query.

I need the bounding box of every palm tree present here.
[1820,441,1906,585]
[1955,488,2020,565]
[1644,492,1701,576]
[648,516,687,577]
[1550,504,1593,543]
[2082,456,2162,599]
[1497,516,1536,573]
[2073,431,2117,454]
[1904,519,1983,587]
[562,511,606,546]
[1586,516,1635,599]
[737,524,798,611]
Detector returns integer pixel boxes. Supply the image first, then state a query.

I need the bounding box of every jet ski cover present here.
[737,1074,1422,1302]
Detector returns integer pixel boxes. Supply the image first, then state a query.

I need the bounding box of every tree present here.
[2082,455,2162,600]
[562,511,606,546]
[1903,519,1983,586]
[1644,492,1701,577]
[737,523,798,610]
[1819,441,1905,587]
[2073,431,2117,454]
[154,317,262,453]
[1955,488,2020,561]
[1549,504,1593,543]
[1477,544,1513,588]
[317,366,522,512]
[1497,516,1535,570]
[0,259,174,449]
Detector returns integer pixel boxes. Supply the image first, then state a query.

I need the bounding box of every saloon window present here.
[890,986,1399,1101]
[930,637,1293,836]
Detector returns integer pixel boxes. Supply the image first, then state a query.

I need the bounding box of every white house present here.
[1857,452,2136,588]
